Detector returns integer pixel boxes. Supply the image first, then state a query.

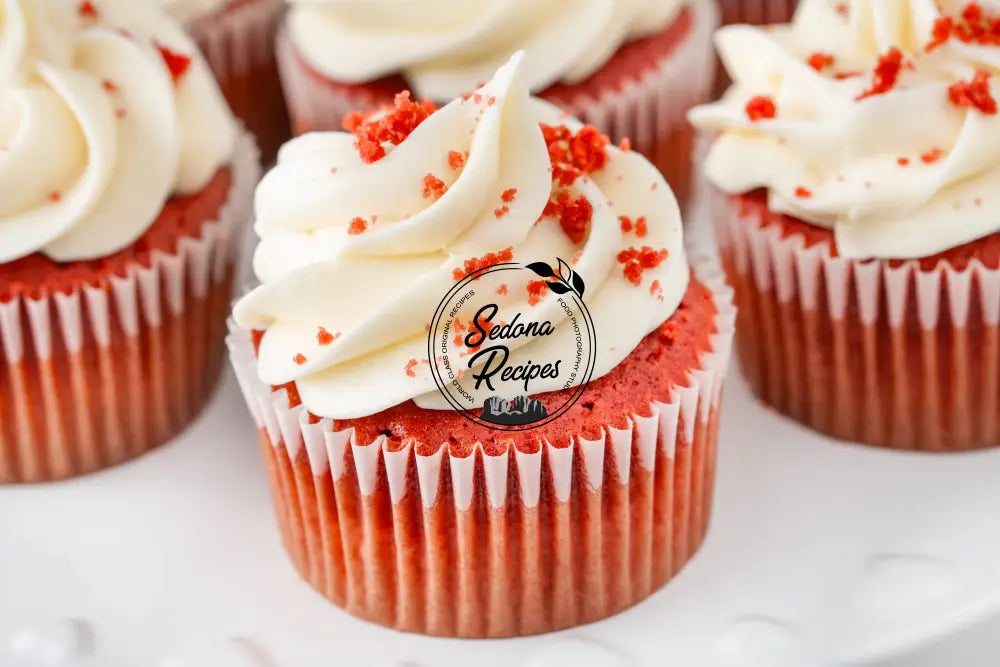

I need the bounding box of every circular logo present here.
[427,258,597,431]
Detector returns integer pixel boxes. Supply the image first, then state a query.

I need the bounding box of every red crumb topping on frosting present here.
[921,147,944,164]
[856,47,905,100]
[317,327,339,346]
[422,173,447,200]
[795,186,813,198]
[617,245,669,286]
[501,188,518,203]
[78,1,98,18]
[808,52,835,71]
[835,2,848,16]
[618,215,648,237]
[101,79,117,93]
[48,192,62,203]
[745,95,777,121]
[619,215,633,232]
[897,156,910,166]
[927,3,1000,50]
[497,284,508,295]
[448,150,465,169]
[948,70,998,114]
[347,217,368,235]
[526,280,548,306]
[493,205,510,218]
[543,190,593,244]
[404,358,418,377]
[540,123,610,186]
[156,44,192,84]
[293,353,307,366]
[343,91,437,164]
[452,247,514,280]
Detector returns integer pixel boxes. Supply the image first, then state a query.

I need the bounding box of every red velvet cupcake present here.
[718,0,799,25]
[691,0,1000,450]
[0,0,258,482]
[275,0,718,209]
[229,55,735,636]
[169,0,289,162]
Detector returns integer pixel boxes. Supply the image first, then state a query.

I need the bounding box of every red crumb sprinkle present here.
[948,70,997,114]
[448,150,465,169]
[619,215,633,232]
[423,173,447,200]
[617,246,669,286]
[343,91,437,164]
[795,186,813,198]
[856,47,905,101]
[543,190,593,244]
[48,191,61,203]
[473,93,482,104]
[78,1,98,18]
[745,95,777,121]
[452,247,514,281]
[348,217,368,235]
[807,52,835,71]
[834,71,862,80]
[897,156,910,166]
[526,280,549,306]
[317,327,340,346]
[835,2,848,16]
[650,279,662,298]
[619,137,632,151]
[293,353,307,366]
[405,358,418,377]
[501,188,517,203]
[156,44,192,84]
[487,96,497,106]
[926,3,1000,50]
[921,147,944,164]
[635,216,648,238]
[497,284,508,296]
[540,123,609,186]
[101,79,117,93]
[493,205,510,218]
[115,108,126,118]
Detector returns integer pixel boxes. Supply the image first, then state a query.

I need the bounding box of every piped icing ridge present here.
[234,53,688,420]
[690,0,1000,259]
[0,0,236,263]
[285,0,691,100]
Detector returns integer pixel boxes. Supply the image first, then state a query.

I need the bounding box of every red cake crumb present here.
[423,173,447,200]
[78,1,98,18]
[342,92,437,164]
[543,190,593,244]
[619,215,633,232]
[835,2,848,16]
[856,47,904,100]
[922,148,944,164]
[541,123,610,186]
[795,186,813,198]
[317,327,339,346]
[807,52,835,71]
[347,217,368,235]
[156,44,192,84]
[650,279,662,297]
[404,358,418,377]
[448,150,465,169]
[948,70,997,114]
[452,247,514,280]
[293,353,307,366]
[102,79,117,93]
[48,192,61,203]
[897,157,910,166]
[635,217,648,238]
[526,280,548,306]
[745,95,776,121]
[497,284,508,295]
[927,3,1000,50]
[494,205,510,218]
[617,246,669,286]
[501,188,517,203]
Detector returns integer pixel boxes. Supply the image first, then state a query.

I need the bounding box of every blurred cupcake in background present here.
[718,0,799,26]
[164,0,289,162]
[229,53,735,636]
[691,0,1000,451]
[276,0,719,208]
[0,0,258,482]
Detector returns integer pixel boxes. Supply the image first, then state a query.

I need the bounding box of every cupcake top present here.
[690,0,1000,259]
[234,53,688,420]
[286,0,691,100]
[0,0,236,263]
[160,0,229,22]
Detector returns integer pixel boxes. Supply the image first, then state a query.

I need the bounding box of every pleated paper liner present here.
[188,0,289,163]
[714,189,1000,451]
[0,132,259,484]
[227,256,735,638]
[274,0,718,210]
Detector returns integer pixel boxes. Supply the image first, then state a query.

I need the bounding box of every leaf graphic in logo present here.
[571,270,586,297]
[525,262,556,278]
[557,258,573,282]
[546,281,572,295]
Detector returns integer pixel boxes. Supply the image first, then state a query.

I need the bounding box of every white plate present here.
[2,366,999,667]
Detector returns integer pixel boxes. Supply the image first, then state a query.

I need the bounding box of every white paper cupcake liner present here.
[714,189,1000,451]
[226,250,735,637]
[0,131,259,483]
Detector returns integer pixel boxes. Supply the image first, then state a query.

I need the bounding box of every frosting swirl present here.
[689,0,1000,259]
[286,0,689,100]
[0,0,236,263]
[234,53,688,419]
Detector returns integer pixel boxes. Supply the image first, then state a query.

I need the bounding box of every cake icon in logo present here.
[480,395,549,426]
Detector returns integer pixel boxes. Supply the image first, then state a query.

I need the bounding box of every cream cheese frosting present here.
[0,0,236,263]
[689,0,1000,259]
[234,53,689,419]
[286,0,691,100]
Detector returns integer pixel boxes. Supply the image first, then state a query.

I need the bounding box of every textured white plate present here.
[2,366,1000,667]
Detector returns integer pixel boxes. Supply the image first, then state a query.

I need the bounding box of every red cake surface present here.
[735,188,1000,271]
[266,276,718,457]
[0,168,232,301]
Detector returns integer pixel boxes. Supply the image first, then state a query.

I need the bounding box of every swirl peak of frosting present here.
[286,0,690,100]
[0,0,236,263]
[234,53,688,420]
[689,0,1000,259]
